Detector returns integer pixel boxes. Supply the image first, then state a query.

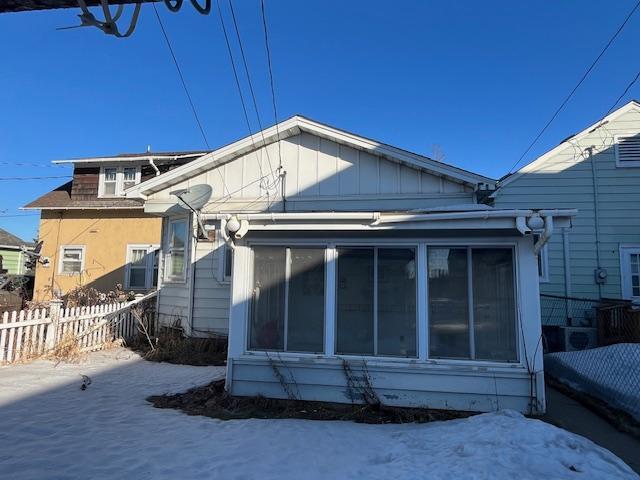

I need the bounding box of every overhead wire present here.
[152,2,230,196]
[508,0,640,173]
[0,176,72,181]
[259,0,283,170]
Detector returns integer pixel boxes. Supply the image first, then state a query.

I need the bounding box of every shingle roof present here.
[23,181,144,210]
[0,228,28,248]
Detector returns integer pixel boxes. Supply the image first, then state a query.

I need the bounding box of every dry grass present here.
[46,333,87,364]
[130,329,227,366]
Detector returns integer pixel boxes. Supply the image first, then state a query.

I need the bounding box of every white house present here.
[127,116,575,414]
[493,101,640,315]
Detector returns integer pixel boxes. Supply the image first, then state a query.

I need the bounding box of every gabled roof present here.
[497,100,640,190]
[127,115,495,198]
[0,228,29,249]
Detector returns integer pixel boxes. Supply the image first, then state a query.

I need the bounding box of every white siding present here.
[147,133,474,212]
[494,106,640,300]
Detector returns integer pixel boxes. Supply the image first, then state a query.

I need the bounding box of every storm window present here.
[428,247,517,362]
[99,166,141,197]
[335,247,417,357]
[249,246,325,353]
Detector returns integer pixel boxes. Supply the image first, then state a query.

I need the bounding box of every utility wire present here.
[152,2,230,196]
[599,68,640,122]
[260,0,283,169]
[227,0,276,177]
[152,2,210,149]
[216,0,266,181]
[0,176,72,181]
[0,213,41,218]
[0,161,70,168]
[509,0,640,173]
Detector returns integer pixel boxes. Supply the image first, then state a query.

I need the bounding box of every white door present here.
[620,246,640,302]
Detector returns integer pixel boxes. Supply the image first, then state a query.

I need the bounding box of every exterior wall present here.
[33,210,162,301]
[0,249,24,275]
[494,106,640,300]
[156,215,231,335]
[225,235,545,414]
[146,132,476,214]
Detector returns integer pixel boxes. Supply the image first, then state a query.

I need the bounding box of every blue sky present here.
[1,0,640,240]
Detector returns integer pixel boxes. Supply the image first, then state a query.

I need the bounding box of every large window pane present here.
[428,248,469,359]
[287,248,325,353]
[378,248,416,357]
[336,248,374,355]
[250,247,286,350]
[472,249,517,361]
[168,220,187,279]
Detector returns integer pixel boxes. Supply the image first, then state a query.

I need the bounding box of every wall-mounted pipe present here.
[533,215,553,255]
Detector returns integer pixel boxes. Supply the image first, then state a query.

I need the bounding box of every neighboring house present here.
[23,151,207,301]
[0,228,32,275]
[493,100,640,312]
[126,115,575,414]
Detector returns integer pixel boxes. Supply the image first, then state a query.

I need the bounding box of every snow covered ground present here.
[0,349,637,480]
[546,343,640,421]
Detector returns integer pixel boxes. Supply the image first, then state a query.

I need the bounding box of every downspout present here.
[148,157,160,176]
[588,146,603,298]
[533,215,553,256]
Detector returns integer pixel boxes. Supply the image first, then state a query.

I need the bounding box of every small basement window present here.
[99,166,141,197]
[59,246,85,275]
[615,135,640,167]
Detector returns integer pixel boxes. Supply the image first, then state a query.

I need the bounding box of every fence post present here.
[45,299,63,350]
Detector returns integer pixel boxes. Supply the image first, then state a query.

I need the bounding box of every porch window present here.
[620,246,640,301]
[59,246,85,274]
[428,247,517,362]
[165,218,188,282]
[336,247,417,357]
[125,245,160,289]
[249,246,325,353]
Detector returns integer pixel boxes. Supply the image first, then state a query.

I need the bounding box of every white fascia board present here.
[128,116,494,199]
[52,153,206,165]
[495,100,640,193]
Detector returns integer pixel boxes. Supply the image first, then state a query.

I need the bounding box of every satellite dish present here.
[170,184,212,211]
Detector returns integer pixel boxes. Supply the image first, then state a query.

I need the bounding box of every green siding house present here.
[493,100,640,312]
[0,228,31,275]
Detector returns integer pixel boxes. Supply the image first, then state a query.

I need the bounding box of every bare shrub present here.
[46,332,86,364]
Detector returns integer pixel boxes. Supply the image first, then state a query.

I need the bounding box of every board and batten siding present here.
[493,106,640,300]
[146,132,476,213]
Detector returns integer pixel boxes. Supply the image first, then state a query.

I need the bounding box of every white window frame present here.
[164,217,190,283]
[216,223,234,283]
[533,234,549,283]
[247,245,327,354]
[98,165,142,197]
[620,244,640,303]
[614,134,640,168]
[58,245,86,275]
[125,244,160,290]
[241,237,521,367]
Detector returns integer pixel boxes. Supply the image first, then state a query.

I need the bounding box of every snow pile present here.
[546,343,640,420]
[0,349,636,480]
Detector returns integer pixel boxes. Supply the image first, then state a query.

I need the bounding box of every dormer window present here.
[99,165,141,197]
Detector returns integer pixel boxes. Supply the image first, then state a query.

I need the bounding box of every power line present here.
[0,176,71,181]
[509,0,640,173]
[600,68,640,121]
[0,213,41,218]
[0,161,70,168]
[260,0,282,169]
[227,0,275,177]
[151,2,210,149]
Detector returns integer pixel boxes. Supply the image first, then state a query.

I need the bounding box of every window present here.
[125,245,160,289]
[58,246,85,275]
[224,246,233,280]
[165,218,188,282]
[249,246,325,353]
[99,166,141,197]
[615,135,640,167]
[335,247,417,357]
[428,247,517,362]
[621,246,640,302]
[533,234,549,282]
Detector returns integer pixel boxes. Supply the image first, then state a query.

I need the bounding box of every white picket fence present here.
[0,291,157,364]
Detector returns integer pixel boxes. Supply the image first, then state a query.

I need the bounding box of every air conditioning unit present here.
[561,327,597,351]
